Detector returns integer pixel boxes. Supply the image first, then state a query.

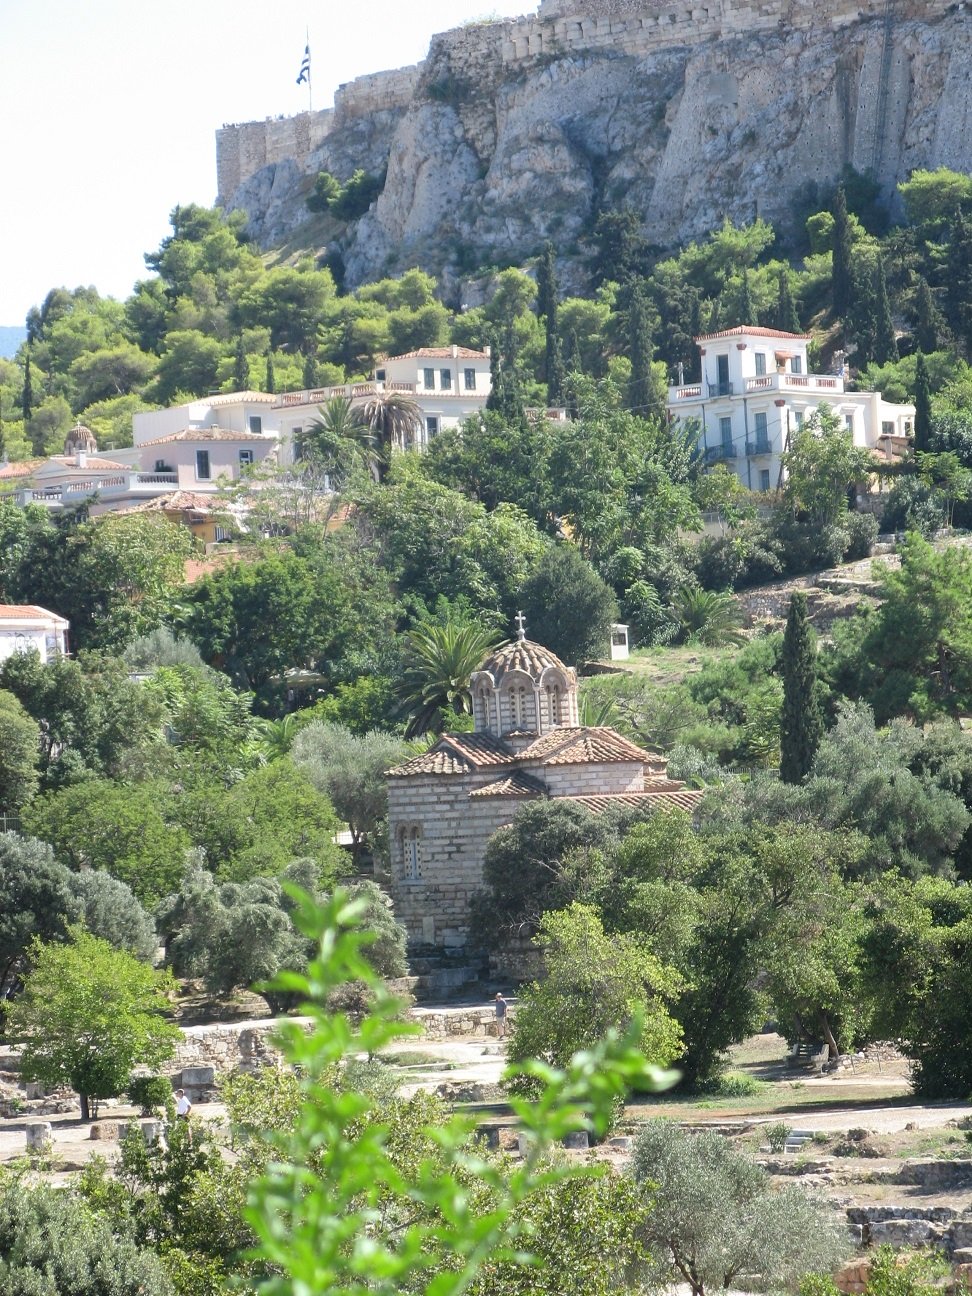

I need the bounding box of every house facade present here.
[273,345,492,461]
[0,605,69,663]
[386,626,700,952]
[666,327,916,493]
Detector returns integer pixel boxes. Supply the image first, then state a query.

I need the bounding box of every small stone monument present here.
[25,1122,52,1154]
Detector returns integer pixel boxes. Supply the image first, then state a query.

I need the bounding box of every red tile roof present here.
[123,491,224,513]
[571,790,703,814]
[48,455,131,470]
[387,732,516,777]
[385,347,488,360]
[695,325,810,343]
[0,604,69,624]
[0,459,43,479]
[518,727,659,766]
[469,772,547,799]
[474,638,570,683]
[137,428,275,447]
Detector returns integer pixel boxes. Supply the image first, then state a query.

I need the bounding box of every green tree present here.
[912,278,942,354]
[396,616,501,737]
[518,545,618,666]
[913,350,933,453]
[780,592,823,783]
[872,256,899,365]
[776,268,802,334]
[291,722,411,869]
[781,404,874,528]
[900,167,972,227]
[674,587,745,647]
[631,1120,844,1296]
[356,390,424,477]
[233,332,249,390]
[832,183,853,319]
[917,450,972,527]
[0,833,78,999]
[7,928,178,1120]
[507,903,683,1095]
[0,690,40,813]
[945,210,972,355]
[20,346,33,425]
[24,779,190,906]
[626,283,655,413]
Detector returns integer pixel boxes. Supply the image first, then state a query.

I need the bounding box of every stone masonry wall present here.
[217,0,949,203]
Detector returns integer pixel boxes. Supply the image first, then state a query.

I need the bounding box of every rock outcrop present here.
[218,0,969,289]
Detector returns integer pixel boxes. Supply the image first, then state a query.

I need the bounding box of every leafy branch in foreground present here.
[245,888,676,1296]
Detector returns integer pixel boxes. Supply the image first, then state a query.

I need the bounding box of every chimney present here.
[452,344,459,358]
[76,450,87,468]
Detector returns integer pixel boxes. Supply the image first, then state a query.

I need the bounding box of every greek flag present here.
[296,44,310,85]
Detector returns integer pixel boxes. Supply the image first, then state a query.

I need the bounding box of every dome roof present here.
[476,637,569,683]
[64,422,97,453]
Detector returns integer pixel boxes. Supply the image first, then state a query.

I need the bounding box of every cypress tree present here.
[486,332,502,412]
[832,183,853,319]
[776,269,802,334]
[0,395,5,462]
[302,351,319,390]
[913,350,933,453]
[945,211,972,357]
[737,268,756,326]
[233,333,249,391]
[627,283,654,413]
[536,243,557,323]
[563,329,582,419]
[872,256,899,365]
[780,591,823,784]
[264,349,276,395]
[536,244,564,405]
[546,333,566,407]
[913,278,941,355]
[847,260,877,367]
[21,347,33,425]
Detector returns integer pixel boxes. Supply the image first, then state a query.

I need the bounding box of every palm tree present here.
[251,713,305,762]
[304,395,381,486]
[398,619,502,739]
[357,391,424,480]
[675,587,747,647]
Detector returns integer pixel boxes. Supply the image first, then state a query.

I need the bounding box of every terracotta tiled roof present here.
[469,772,547,799]
[387,732,515,777]
[518,727,658,766]
[475,638,570,684]
[385,347,488,360]
[694,325,810,343]
[0,459,43,479]
[48,455,130,470]
[0,604,69,624]
[570,790,704,814]
[204,391,278,405]
[137,428,275,447]
[124,491,223,513]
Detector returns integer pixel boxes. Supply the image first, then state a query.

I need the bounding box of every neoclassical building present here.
[386,624,701,951]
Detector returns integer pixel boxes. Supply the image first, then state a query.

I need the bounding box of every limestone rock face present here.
[222,2,971,288]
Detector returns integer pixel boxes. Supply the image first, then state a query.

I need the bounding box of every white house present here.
[0,605,69,663]
[666,326,916,493]
[272,345,492,462]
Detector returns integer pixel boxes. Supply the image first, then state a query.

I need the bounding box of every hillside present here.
[218,0,968,291]
[0,326,27,360]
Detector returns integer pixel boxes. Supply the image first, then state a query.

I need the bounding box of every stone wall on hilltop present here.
[217,0,966,289]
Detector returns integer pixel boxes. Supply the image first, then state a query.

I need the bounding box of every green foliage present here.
[507,903,683,1096]
[766,1121,792,1153]
[0,832,79,998]
[780,592,822,783]
[0,1174,174,1295]
[900,167,972,229]
[519,544,618,665]
[0,689,40,813]
[6,927,179,1120]
[242,887,670,1295]
[397,615,501,737]
[630,1120,844,1296]
[674,587,746,647]
[782,404,875,529]
[129,1074,174,1115]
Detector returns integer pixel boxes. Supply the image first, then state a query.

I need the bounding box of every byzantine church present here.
[386,618,701,951]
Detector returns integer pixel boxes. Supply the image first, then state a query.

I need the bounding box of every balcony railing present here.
[743,373,843,394]
[705,444,737,463]
[707,381,734,397]
[745,440,772,456]
[275,381,489,409]
[15,472,179,507]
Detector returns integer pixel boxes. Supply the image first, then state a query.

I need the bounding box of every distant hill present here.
[0,326,26,359]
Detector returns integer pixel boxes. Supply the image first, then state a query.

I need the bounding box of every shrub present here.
[844,510,879,560]
[128,1074,172,1116]
[766,1121,791,1152]
[700,1071,765,1098]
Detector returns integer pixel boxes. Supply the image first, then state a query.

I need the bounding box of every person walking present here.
[174,1088,193,1144]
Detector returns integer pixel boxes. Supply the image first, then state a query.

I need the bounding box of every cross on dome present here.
[514,610,527,641]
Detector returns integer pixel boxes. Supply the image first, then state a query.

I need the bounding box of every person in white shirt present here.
[174,1088,193,1143]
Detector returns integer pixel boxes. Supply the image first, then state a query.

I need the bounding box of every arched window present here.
[511,684,528,728]
[477,687,491,730]
[400,826,422,882]
[545,682,562,726]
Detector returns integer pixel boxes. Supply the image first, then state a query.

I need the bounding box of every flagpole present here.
[306,26,312,113]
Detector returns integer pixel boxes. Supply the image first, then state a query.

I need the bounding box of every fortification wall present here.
[334,63,423,123]
[217,110,334,204]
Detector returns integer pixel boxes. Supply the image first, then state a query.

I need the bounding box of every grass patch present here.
[380,1050,448,1067]
[626,1083,911,1122]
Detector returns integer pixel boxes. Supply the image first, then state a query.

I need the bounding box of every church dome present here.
[477,637,569,685]
[64,422,98,455]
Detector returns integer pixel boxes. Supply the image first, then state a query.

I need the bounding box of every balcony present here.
[705,444,737,463]
[745,440,772,456]
[744,372,844,395]
[707,381,734,397]
[15,472,179,509]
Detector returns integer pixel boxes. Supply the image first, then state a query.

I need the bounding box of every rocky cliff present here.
[218,0,970,292]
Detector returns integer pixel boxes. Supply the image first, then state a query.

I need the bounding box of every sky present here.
[0,0,511,326]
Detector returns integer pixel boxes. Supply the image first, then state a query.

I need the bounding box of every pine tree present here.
[832,183,853,319]
[737,269,756,326]
[776,269,802,333]
[780,591,823,784]
[627,283,654,413]
[264,349,276,395]
[21,347,33,425]
[913,278,941,354]
[913,350,933,453]
[945,211,972,357]
[872,256,899,365]
[233,334,249,391]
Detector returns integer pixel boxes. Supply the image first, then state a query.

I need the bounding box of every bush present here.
[844,510,879,560]
[128,1074,172,1115]
[766,1121,791,1152]
[880,476,945,535]
[699,1071,765,1098]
